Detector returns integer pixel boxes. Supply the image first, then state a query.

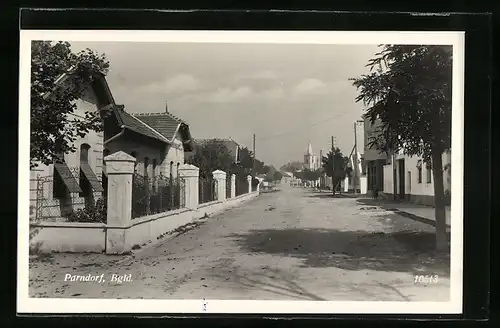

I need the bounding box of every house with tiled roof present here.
[103,102,194,181]
[30,68,194,221]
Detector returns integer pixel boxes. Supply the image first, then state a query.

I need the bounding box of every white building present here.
[382,150,452,206]
[304,142,321,171]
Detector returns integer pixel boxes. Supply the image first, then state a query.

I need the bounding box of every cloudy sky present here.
[70,41,379,168]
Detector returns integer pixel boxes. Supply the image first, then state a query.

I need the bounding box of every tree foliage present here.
[280,161,304,173]
[273,171,283,182]
[30,41,110,168]
[351,45,452,161]
[351,44,452,251]
[321,148,351,189]
[190,139,235,179]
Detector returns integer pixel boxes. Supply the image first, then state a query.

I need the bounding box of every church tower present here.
[304,142,314,170]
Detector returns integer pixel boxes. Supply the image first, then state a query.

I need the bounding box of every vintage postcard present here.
[18,30,464,314]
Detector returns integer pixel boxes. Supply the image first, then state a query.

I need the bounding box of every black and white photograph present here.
[18,30,464,314]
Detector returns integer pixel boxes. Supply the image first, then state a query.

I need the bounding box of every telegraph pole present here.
[353,122,358,193]
[319,149,323,191]
[331,136,336,195]
[252,133,256,176]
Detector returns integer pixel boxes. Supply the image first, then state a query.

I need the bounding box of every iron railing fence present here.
[132,173,185,219]
[235,176,248,197]
[199,177,217,204]
[226,177,232,199]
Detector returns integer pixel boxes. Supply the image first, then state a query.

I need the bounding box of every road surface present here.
[29,185,450,301]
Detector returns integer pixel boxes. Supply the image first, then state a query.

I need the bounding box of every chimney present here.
[165,100,169,113]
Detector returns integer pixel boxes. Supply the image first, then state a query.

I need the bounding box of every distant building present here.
[303,142,321,171]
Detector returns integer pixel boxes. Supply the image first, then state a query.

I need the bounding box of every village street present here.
[29,186,450,301]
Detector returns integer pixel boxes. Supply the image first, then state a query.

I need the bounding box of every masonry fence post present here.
[247,175,252,194]
[104,151,136,254]
[179,164,200,210]
[230,174,236,198]
[212,170,227,202]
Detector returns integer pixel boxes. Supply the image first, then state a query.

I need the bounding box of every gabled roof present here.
[132,112,184,142]
[111,106,169,143]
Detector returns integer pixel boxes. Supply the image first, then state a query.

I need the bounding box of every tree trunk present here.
[431,149,448,252]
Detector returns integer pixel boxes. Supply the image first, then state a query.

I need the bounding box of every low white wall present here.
[30,222,106,253]
[30,191,260,253]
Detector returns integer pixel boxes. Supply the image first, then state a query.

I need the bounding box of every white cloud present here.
[204,86,254,103]
[294,78,328,95]
[139,74,202,94]
[261,86,285,99]
[243,70,278,80]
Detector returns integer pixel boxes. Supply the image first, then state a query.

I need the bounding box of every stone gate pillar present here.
[212,170,227,202]
[105,151,136,254]
[230,174,236,198]
[179,164,199,210]
[247,175,252,194]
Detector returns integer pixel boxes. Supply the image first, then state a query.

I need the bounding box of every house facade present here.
[382,150,451,206]
[30,71,193,221]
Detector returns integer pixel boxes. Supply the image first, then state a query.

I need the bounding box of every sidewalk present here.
[356,198,451,227]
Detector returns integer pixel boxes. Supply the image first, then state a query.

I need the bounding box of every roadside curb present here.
[382,207,451,228]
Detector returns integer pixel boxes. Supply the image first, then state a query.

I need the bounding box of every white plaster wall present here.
[106,137,163,177]
[404,153,451,197]
[162,133,185,178]
[383,163,393,194]
[30,222,106,253]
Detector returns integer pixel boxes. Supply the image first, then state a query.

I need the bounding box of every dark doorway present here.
[398,159,405,200]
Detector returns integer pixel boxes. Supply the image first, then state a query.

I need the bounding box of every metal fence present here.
[251,178,259,192]
[132,173,185,219]
[226,177,232,199]
[235,177,248,197]
[32,171,105,223]
[199,177,217,204]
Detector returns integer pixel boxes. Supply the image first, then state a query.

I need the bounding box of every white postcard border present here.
[18,30,465,314]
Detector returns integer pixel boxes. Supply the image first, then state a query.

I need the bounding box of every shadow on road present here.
[210,263,326,301]
[228,228,450,276]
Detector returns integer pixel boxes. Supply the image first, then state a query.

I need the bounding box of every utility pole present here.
[319,149,323,191]
[331,136,336,195]
[353,122,359,193]
[252,133,256,176]
[392,151,397,201]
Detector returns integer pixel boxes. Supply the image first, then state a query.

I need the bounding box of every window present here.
[177,162,180,180]
[426,161,432,183]
[144,157,150,177]
[416,160,422,184]
[152,158,157,177]
[80,143,91,163]
[169,161,174,179]
[79,144,92,198]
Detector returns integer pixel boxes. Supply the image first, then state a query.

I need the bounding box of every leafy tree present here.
[322,148,351,195]
[301,168,321,183]
[190,139,235,179]
[351,44,452,251]
[273,171,283,182]
[30,41,110,169]
[280,161,304,173]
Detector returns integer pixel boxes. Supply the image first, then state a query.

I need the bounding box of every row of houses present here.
[30,70,243,221]
[362,116,452,206]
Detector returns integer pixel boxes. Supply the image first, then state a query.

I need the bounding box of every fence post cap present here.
[104,151,136,162]
[179,163,199,171]
[212,170,227,177]
[247,175,252,180]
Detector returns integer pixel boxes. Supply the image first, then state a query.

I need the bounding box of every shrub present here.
[67,197,107,223]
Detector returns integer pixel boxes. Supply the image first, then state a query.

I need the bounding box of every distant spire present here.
[306,142,313,155]
[165,100,169,113]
